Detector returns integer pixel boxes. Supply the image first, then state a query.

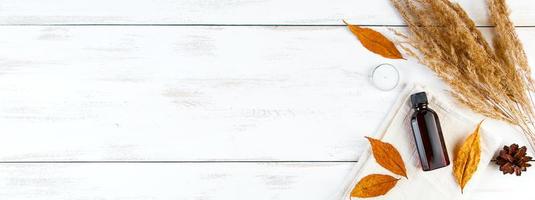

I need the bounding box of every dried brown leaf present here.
[366,136,408,178]
[453,121,483,193]
[351,174,400,198]
[344,21,404,59]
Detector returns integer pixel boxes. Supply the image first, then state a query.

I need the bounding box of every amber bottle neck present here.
[414,104,428,111]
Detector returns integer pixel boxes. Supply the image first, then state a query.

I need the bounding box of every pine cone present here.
[495,144,532,176]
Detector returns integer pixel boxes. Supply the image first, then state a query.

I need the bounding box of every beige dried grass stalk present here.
[390,0,535,148]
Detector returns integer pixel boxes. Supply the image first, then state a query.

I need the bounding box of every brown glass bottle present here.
[410,92,450,171]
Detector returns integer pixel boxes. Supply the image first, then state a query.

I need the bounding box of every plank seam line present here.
[0,24,534,28]
[0,161,358,164]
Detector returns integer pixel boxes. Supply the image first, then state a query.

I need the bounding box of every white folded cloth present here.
[342,84,502,200]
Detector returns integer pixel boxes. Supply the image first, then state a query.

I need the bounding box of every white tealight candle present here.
[371,64,400,91]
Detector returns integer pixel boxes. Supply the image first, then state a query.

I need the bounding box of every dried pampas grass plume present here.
[390,0,535,148]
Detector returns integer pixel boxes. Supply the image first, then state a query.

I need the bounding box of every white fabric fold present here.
[341,84,502,200]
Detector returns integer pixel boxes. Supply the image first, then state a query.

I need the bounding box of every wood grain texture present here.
[0,26,534,161]
[0,163,356,200]
[0,26,403,161]
[0,162,532,200]
[0,0,534,25]
[2,1,535,199]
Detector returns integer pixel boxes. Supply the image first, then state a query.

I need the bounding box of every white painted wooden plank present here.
[0,26,534,161]
[0,26,399,161]
[0,163,356,200]
[0,0,534,26]
[0,162,532,200]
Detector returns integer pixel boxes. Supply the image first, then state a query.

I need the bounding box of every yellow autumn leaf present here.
[366,136,408,178]
[344,20,404,59]
[351,174,400,198]
[453,120,483,193]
